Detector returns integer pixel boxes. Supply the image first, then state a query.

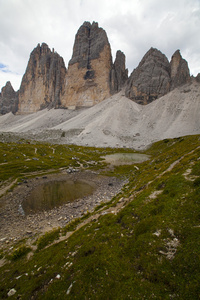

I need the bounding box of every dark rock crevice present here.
[110,50,128,94]
[69,21,108,69]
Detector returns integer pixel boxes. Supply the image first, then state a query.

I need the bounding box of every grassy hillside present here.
[0,135,200,299]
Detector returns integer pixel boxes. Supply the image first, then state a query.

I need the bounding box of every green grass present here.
[0,142,107,184]
[36,229,60,251]
[0,135,200,299]
[10,245,32,261]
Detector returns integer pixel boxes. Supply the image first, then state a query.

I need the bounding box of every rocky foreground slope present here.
[0,81,199,149]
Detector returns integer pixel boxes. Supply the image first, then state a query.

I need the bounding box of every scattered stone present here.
[168,228,175,237]
[18,204,25,216]
[0,237,6,242]
[153,229,161,237]
[26,231,32,235]
[7,288,16,297]
[159,237,180,260]
[66,282,74,295]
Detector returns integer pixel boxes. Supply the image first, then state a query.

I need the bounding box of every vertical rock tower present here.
[0,81,18,114]
[170,50,190,90]
[110,50,128,93]
[125,47,191,105]
[125,48,171,104]
[61,22,115,108]
[18,43,67,113]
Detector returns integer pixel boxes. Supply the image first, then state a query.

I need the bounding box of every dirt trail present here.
[0,179,17,197]
[52,145,200,247]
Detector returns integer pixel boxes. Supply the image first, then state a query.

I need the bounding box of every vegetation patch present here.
[36,229,60,251]
[10,245,32,261]
[0,135,200,299]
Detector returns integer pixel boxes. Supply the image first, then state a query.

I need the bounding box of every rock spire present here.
[125,48,171,104]
[0,81,18,114]
[170,50,190,90]
[125,47,191,104]
[18,43,67,113]
[0,21,194,114]
[60,21,114,108]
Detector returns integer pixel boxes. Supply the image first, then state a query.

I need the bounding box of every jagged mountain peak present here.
[0,21,196,114]
[0,81,18,114]
[125,47,191,104]
[69,21,110,68]
[170,49,190,90]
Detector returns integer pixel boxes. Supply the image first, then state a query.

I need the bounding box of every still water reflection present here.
[102,153,150,166]
[22,179,96,214]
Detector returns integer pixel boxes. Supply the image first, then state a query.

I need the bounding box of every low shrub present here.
[11,245,31,260]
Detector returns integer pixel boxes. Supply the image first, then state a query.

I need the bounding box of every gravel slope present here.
[0,82,199,149]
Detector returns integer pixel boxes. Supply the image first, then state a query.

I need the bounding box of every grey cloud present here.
[0,0,199,90]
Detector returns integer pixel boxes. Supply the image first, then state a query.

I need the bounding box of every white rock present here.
[66,283,73,295]
[153,229,161,237]
[8,288,16,297]
[0,237,6,242]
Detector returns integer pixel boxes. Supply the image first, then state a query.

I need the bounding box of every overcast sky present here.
[0,0,200,91]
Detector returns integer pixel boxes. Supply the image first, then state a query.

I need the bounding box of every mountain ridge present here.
[0,21,198,114]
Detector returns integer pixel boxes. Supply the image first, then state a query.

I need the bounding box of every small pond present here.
[102,153,150,166]
[22,179,96,214]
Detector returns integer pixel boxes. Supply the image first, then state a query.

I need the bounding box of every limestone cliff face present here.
[125,48,171,104]
[0,21,193,113]
[60,22,114,108]
[125,48,191,105]
[18,43,66,113]
[170,50,190,90]
[0,81,18,114]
